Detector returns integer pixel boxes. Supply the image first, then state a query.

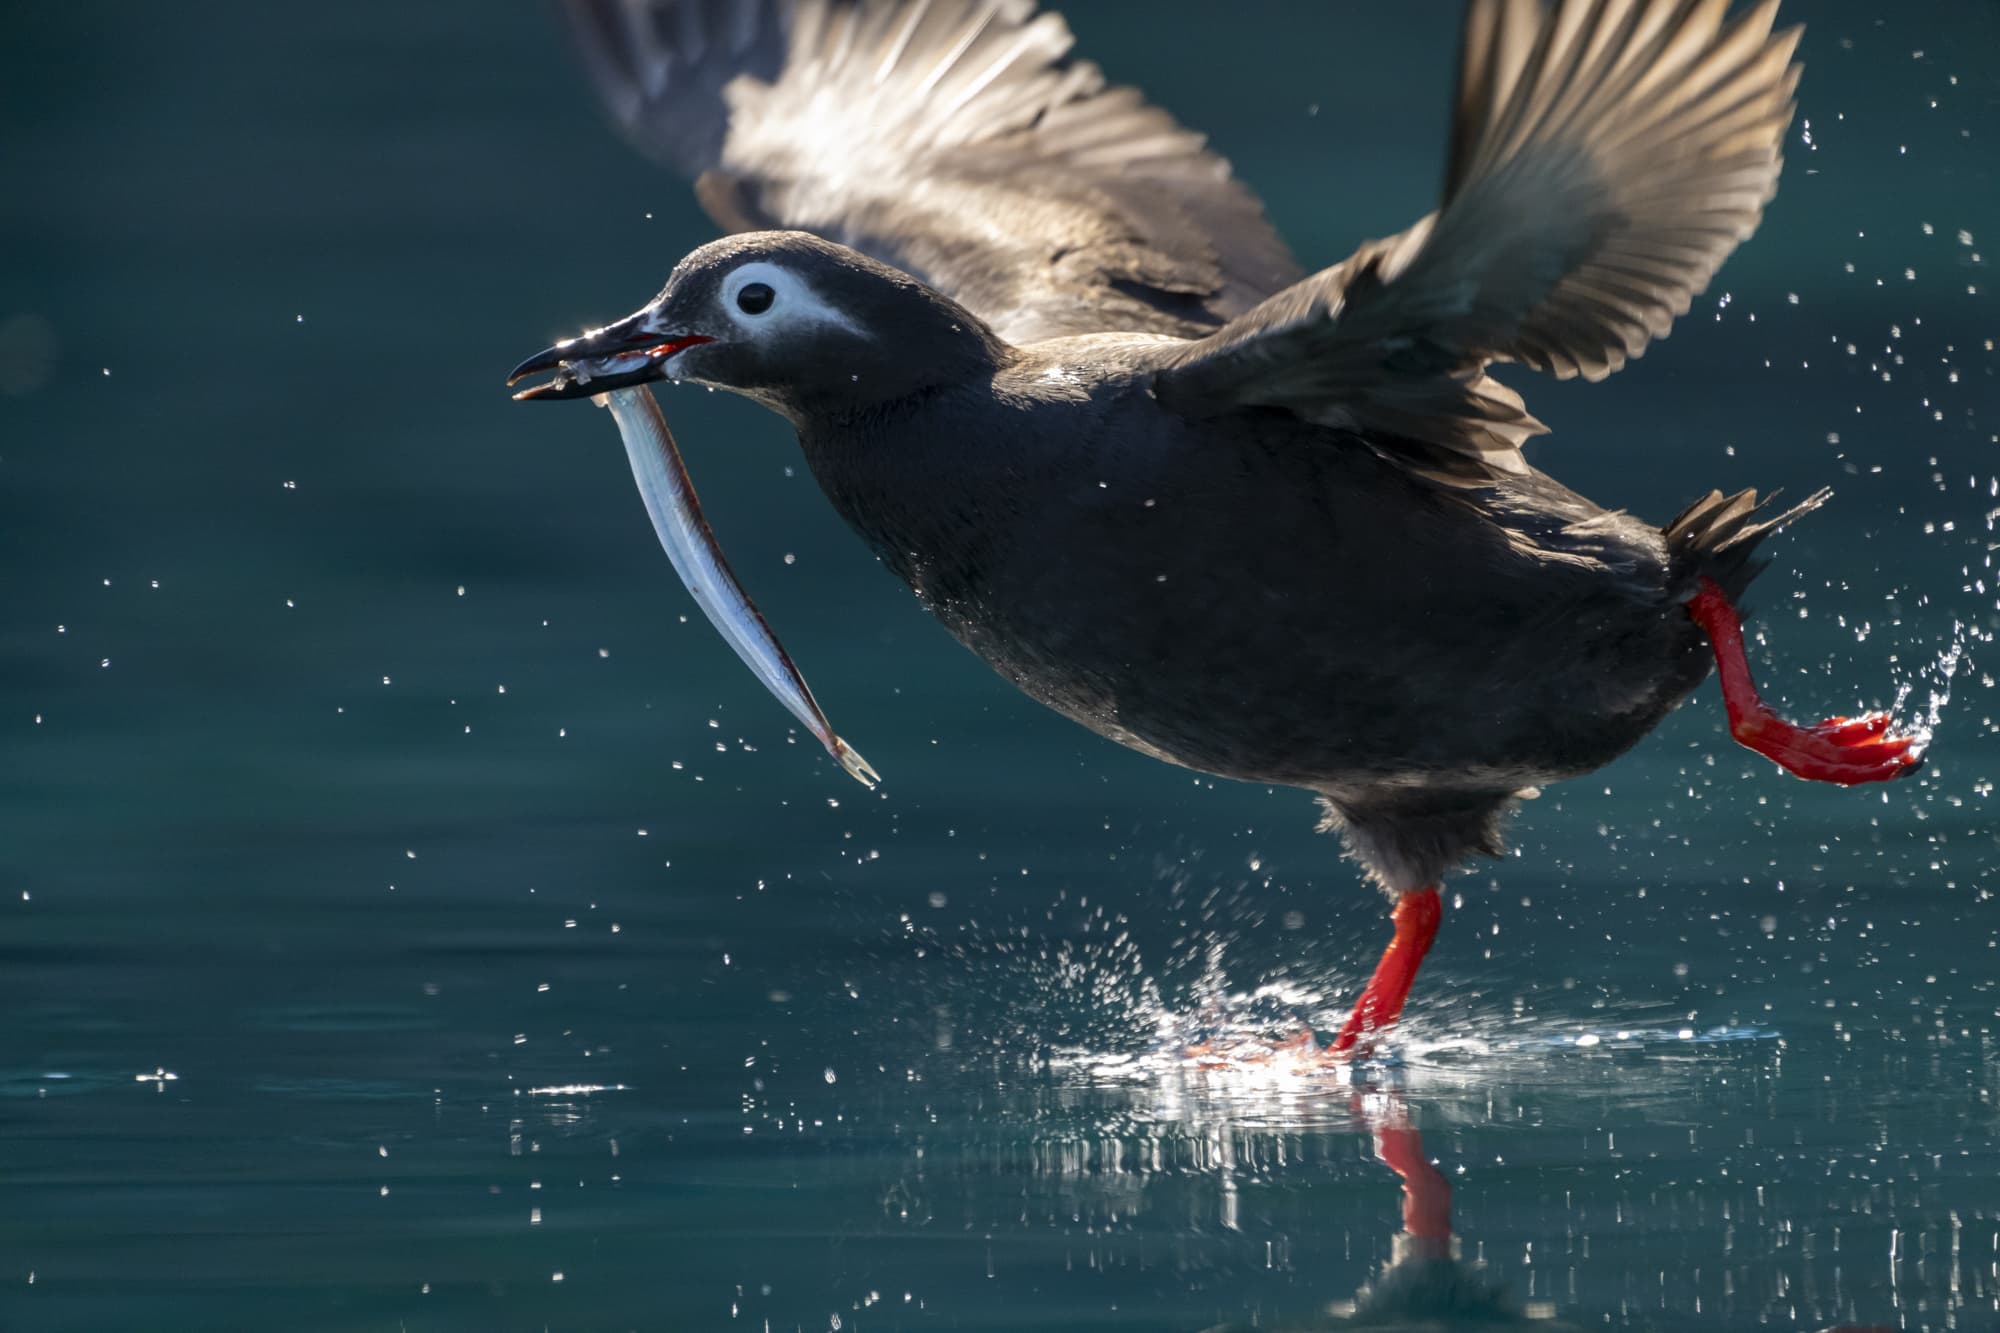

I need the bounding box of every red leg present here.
[1687,577,1922,786]
[1328,887,1442,1058]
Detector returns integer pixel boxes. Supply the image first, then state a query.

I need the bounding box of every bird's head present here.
[508,231,1003,421]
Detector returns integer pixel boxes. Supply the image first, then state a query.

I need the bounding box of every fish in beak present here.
[506,308,713,401]
[503,318,880,789]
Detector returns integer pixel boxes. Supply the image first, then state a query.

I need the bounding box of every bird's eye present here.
[736,282,775,316]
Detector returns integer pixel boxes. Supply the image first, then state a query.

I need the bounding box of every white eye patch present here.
[719,261,871,340]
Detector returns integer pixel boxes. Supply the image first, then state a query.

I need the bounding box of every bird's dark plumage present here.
[524,0,1916,1006]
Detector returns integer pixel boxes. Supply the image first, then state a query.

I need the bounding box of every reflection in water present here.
[975,982,1992,1332]
[1088,1038,1581,1331]
[1321,1090,1552,1330]
[1196,1070,1582,1332]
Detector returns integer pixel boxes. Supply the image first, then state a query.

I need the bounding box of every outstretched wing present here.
[1155,0,1802,482]
[562,0,1303,344]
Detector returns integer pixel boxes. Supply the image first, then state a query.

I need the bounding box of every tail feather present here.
[1664,486,1829,603]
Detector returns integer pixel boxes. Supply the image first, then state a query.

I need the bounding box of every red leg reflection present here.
[1374,1119,1453,1251]
[1352,1092,1455,1263]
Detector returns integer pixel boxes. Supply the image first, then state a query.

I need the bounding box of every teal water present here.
[3,3,1997,1330]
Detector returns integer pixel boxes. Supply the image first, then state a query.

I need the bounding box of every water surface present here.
[3,3,1997,1329]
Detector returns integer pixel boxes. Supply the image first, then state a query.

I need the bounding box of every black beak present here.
[506,310,713,402]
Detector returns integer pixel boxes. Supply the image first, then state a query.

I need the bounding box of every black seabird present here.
[509,0,1921,1057]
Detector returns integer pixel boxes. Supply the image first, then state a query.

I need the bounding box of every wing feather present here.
[1156,0,1801,482]
[562,0,1301,343]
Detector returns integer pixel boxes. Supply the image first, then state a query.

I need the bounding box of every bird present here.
[508,0,1922,1058]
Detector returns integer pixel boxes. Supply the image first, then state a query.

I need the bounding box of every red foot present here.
[1687,577,1922,786]
[1184,1026,1319,1068]
[1328,887,1442,1059]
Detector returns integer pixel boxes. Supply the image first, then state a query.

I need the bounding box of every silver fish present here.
[593,385,879,789]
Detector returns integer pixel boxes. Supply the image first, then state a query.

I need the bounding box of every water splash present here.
[1888,615,1970,750]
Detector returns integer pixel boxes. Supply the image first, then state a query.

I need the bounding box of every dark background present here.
[2,4,1996,1330]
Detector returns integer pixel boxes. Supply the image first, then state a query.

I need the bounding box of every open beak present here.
[507,309,713,401]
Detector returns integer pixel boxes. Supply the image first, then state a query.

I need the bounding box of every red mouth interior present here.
[643,334,715,360]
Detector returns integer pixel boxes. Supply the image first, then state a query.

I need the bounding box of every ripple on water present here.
[242,1001,442,1034]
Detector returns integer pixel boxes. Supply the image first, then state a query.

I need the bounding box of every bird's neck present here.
[777,321,1012,429]
[791,367,1023,616]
